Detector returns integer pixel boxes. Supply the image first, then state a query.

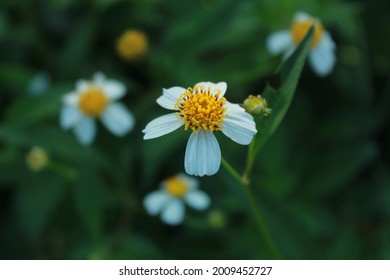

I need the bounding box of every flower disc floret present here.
[78,86,109,117]
[175,86,227,133]
[164,177,189,197]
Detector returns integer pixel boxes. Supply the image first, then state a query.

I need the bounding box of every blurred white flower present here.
[60,72,135,145]
[28,72,50,96]
[143,173,210,225]
[142,82,257,176]
[266,12,336,76]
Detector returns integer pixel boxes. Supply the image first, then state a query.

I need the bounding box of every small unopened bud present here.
[243,95,271,116]
[26,147,49,172]
[207,210,226,229]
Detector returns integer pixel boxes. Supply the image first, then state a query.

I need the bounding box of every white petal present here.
[62,92,79,105]
[93,72,105,85]
[143,190,171,216]
[161,199,185,225]
[156,96,175,110]
[157,86,186,110]
[294,11,312,22]
[213,82,227,97]
[319,31,336,50]
[194,81,214,90]
[74,117,96,146]
[185,130,221,176]
[143,113,183,140]
[60,105,82,130]
[76,80,89,92]
[194,81,227,97]
[164,86,187,98]
[102,80,126,100]
[309,33,336,77]
[222,102,257,145]
[101,103,135,136]
[224,101,245,112]
[266,30,293,55]
[184,190,210,211]
[175,173,199,190]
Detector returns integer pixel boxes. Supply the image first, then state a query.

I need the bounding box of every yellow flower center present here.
[175,86,227,133]
[78,86,108,117]
[117,30,148,61]
[290,19,324,48]
[164,177,189,197]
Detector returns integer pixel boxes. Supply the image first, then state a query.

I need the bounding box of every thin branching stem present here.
[221,157,282,259]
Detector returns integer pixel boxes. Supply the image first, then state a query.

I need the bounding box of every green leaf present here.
[74,160,106,241]
[254,26,314,155]
[5,92,60,125]
[0,64,33,94]
[0,124,85,161]
[302,141,378,195]
[326,227,361,259]
[57,13,97,78]
[111,234,162,259]
[16,174,67,242]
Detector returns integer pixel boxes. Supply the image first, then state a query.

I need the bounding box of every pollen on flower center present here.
[290,19,324,48]
[78,86,108,117]
[175,86,227,133]
[164,177,188,197]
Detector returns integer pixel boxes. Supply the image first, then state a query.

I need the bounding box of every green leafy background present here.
[0,0,389,259]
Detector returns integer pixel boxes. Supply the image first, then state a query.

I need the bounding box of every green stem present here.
[243,139,256,184]
[240,180,282,259]
[221,157,282,259]
[221,158,245,187]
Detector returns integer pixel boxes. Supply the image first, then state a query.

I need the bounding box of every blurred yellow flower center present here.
[290,19,324,48]
[117,30,148,61]
[175,86,227,133]
[165,177,188,197]
[78,86,108,117]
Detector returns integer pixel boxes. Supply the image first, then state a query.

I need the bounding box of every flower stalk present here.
[222,154,282,259]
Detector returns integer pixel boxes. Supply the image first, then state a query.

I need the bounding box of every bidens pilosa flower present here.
[266,12,336,76]
[143,173,210,225]
[60,72,135,145]
[142,82,257,176]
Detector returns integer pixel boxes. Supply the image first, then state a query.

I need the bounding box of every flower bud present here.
[26,147,49,172]
[207,210,226,229]
[243,95,271,116]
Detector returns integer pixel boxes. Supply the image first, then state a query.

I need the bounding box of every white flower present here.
[142,82,257,176]
[28,72,50,96]
[60,72,135,145]
[143,173,210,225]
[266,12,336,77]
